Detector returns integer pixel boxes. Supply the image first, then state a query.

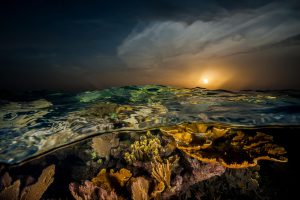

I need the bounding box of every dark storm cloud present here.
[0,0,300,90]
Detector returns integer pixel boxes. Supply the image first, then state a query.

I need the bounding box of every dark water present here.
[0,85,299,199]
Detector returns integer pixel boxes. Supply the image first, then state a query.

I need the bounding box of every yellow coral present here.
[92,168,132,190]
[124,131,162,164]
[161,123,288,168]
[110,168,132,187]
[92,169,112,191]
[151,159,171,190]
[150,181,165,199]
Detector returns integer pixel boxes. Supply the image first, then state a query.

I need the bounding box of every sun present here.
[202,78,209,84]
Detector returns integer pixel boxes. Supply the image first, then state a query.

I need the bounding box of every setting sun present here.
[203,78,209,84]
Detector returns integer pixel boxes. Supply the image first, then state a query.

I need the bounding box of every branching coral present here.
[69,180,118,200]
[151,159,171,190]
[160,123,288,168]
[0,164,55,200]
[124,131,162,164]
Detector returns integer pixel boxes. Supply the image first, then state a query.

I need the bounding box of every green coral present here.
[124,131,163,164]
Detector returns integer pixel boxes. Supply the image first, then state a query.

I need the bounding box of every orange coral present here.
[92,169,112,191]
[109,168,132,187]
[160,123,288,168]
[92,168,132,191]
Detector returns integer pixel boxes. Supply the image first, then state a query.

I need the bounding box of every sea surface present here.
[0,85,299,199]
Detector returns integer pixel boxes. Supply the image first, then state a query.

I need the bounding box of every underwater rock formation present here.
[161,157,226,199]
[0,164,55,200]
[160,123,288,168]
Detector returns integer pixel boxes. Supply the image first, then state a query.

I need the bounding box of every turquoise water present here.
[1,85,299,164]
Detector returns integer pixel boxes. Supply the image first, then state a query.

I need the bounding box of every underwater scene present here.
[0,85,299,200]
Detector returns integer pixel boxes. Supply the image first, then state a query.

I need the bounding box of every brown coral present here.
[0,165,55,200]
[151,159,171,190]
[0,180,20,200]
[92,133,120,159]
[160,123,288,168]
[150,181,165,199]
[20,164,55,200]
[131,177,149,200]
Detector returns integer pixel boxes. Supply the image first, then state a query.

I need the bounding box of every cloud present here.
[117,2,300,69]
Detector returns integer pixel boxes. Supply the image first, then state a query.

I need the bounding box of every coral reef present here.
[92,168,132,192]
[109,168,132,187]
[69,181,118,200]
[195,166,261,200]
[0,164,55,200]
[160,123,288,168]
[71,168,132,200]
[92,133,120,159]
[151,159,171,190]
[124,131,163,164]
[20,165,55,200]
[68,125,288,199]
[131,177,149,200]
[161,157,226,199]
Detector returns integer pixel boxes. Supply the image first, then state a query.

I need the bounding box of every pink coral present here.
[69,180,118,200]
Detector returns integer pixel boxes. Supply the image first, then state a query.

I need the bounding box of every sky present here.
[0,0,300,91]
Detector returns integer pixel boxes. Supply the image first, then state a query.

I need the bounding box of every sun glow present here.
[203,78,209,84]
